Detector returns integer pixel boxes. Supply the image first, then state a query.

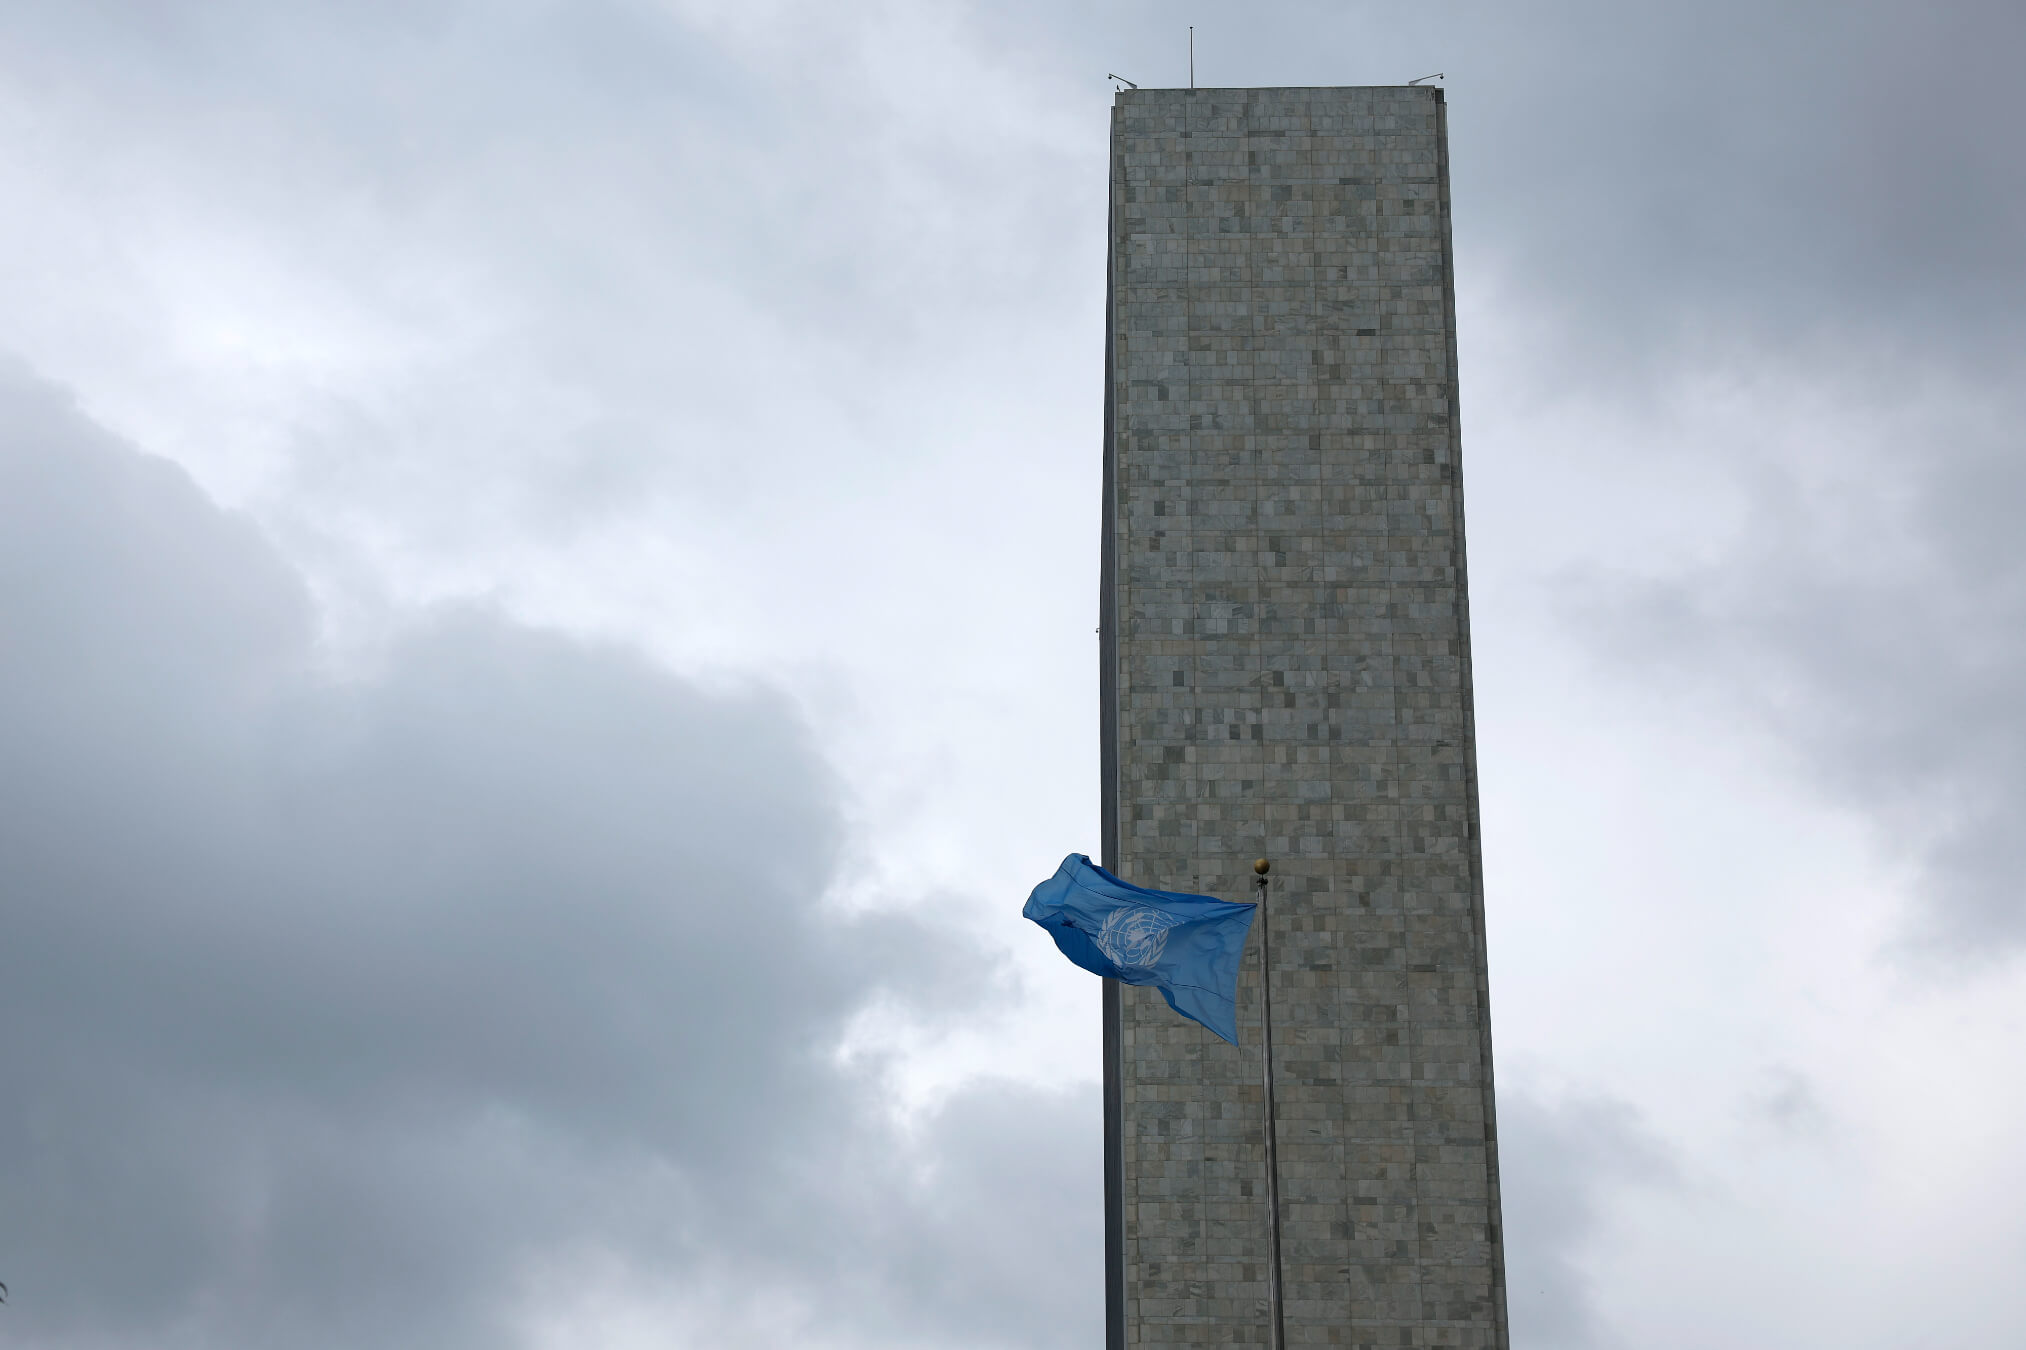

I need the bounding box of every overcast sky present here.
[2,3,2023,1347]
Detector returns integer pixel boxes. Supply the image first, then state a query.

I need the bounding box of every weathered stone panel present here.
[1103,85,1507,1350]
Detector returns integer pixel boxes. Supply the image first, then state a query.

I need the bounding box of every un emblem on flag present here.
[1096,904,1178,973]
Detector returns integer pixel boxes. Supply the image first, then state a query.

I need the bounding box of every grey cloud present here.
[1564,398,2026,952]
[0,0,1097,531]
[1748,1066,1831,1138]
[1478,2,2026,963]
[1498,1089,1675,1350]
[0,362,1098,1348]
[1446,0,2026,356]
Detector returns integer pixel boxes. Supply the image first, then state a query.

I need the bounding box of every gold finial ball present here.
[1253,858,1271,875]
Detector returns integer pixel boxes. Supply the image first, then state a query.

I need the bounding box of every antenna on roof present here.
[1407,72,1444,86]
[1189,27,1195,89]
[1108,73,1138,90]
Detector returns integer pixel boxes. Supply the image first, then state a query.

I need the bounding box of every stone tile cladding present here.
[1107,86,1507,1349]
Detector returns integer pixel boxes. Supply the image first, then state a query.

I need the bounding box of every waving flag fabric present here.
[1023,853,1258,1045]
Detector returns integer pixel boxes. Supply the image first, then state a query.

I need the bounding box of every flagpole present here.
[1254,858,1287,1350]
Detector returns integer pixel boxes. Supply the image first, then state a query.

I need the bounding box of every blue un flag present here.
[1023,853,1258,1045]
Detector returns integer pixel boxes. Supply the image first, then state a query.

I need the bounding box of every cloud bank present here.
[0,362,1097,1348]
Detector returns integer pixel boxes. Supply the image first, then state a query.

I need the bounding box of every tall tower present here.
[1100,86,1507,1347]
